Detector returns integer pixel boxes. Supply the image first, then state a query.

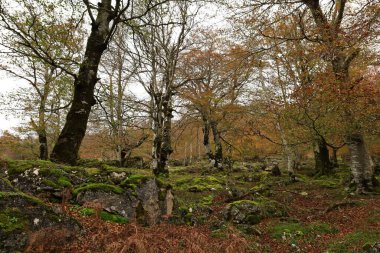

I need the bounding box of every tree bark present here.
[314,137,332,175]
[330,147,339,168]
[38,130,48,160]
[346,133,374,193]
[210,120,223,169]
[156,96,173,176]
[50,0,112,165]
[202,117,213,161]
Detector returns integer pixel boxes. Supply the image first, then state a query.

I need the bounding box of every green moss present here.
[328,230,380,253]
[7,160,58,175]
[0,207,29,234]
[100,211,128,224]
[0,191,45,206]
[121,175,150,189]
[84,167,101,175]
[79,207,96,216]
[271,221,338,242]
[175,176,224,192]
[42,179,60,189]
[230,199,259,206]
[211,229,228,239]
[312,175,341,189]
[73,183,124,196]
[39,167,65,177]
[200,194,215,207]
[57,176,72,187]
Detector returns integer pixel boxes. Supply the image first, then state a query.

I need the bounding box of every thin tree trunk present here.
[347,133,374,193]
[314,137,332,175]
[276,121,297,176]
[210,120,223,169]
[50,0,112,165]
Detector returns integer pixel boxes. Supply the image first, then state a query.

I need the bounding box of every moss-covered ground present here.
[2,159,380,252]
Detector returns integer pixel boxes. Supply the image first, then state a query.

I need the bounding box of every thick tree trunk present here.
[210,121,223,169]
[202,118,213,161]
[38,130,48,160]
[156,100,173,176]
[347,133,374,193]
[314,137,332,175]
[50,0,112,165]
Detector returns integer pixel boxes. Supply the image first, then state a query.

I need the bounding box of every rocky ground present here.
[0,159,379,253]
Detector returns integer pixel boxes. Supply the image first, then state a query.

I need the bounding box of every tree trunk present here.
[210,120,223,169]
[38,130,48,160]
[50,0,112,165]
[202,117,213,161]
[276,121,297,177]
[314,137,332,175]
[347,133,374,193]
[330,147,339,168]
[156,100,173,176]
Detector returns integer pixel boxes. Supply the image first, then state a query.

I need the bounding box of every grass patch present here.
[328,230,380,253]
[271,221,338,242]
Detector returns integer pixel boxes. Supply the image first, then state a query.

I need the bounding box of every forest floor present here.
[57,162,380,253]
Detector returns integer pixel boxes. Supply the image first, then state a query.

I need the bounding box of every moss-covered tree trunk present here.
[50,0,113,165]
[210,120,223,169]
[202,117,213,161]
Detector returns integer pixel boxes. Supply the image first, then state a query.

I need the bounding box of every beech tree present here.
[131,1,194,175]
[0,0,173,165]
[239,0,380,192]
[0,0,82,160]
[93,29,148,166]
[179,32,253,169]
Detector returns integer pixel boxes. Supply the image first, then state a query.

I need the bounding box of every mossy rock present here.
[0,191,81,253]
[121,175,150,190]
[73,183,124,196]
[0,207,29,234]
[224,198,287,225]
